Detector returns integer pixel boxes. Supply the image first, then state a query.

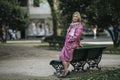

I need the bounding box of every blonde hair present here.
[72,11,81,22]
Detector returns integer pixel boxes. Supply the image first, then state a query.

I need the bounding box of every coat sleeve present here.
[68,24,83,42]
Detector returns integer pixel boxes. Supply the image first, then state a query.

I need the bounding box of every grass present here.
[72,68,120,80]
[103,45,120,54]
[3,68,119,80]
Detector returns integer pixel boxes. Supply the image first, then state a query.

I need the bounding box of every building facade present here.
[19,0,53,38]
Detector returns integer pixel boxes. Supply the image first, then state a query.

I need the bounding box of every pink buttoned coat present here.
[59,22,83,61]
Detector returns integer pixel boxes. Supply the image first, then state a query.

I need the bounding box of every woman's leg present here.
[63,61,68,72]
[59,61,69,76]
[62,52,73,75]
[59,48,73,77]
[67,61,70,69]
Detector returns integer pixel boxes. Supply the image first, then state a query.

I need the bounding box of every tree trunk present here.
[108,26,120,48]
[47,0,60,36]
[1,24,7,43]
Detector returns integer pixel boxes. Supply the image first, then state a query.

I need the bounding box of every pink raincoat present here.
[59,22,83,61]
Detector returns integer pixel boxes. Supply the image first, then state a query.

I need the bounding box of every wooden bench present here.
[43,36,64,49]
[50,46,106,74]
[46,36,65,49]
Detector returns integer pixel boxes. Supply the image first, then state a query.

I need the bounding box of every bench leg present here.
[58,44,64,50]
[51,64,64,75]
[87,59,101,70]
[96,65,101,70]
[87,54,102,70]
[49,43,56,49]
[71,61,86,72]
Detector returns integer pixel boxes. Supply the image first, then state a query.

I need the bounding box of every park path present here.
[0,37,120,79]
[0,54,120,79]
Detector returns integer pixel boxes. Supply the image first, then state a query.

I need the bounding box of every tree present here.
[0,0,28,43]
[33,0,40,7]
[59,0,120,48]
[59,0,92,35]
[88,0,120,48]
[95,0,120,48]
[47,0,60,36]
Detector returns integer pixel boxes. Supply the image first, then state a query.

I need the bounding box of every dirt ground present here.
[0,43,120,80]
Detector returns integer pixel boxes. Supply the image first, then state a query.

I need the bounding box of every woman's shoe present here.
[64,70,70,77]
[57,71,70,78]
[57,71,65,78]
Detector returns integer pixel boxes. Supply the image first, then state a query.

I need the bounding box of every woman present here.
[59,11,83,77]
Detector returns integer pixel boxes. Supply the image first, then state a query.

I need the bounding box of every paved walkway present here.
[0,54,120,79]
[0,37,119,79]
